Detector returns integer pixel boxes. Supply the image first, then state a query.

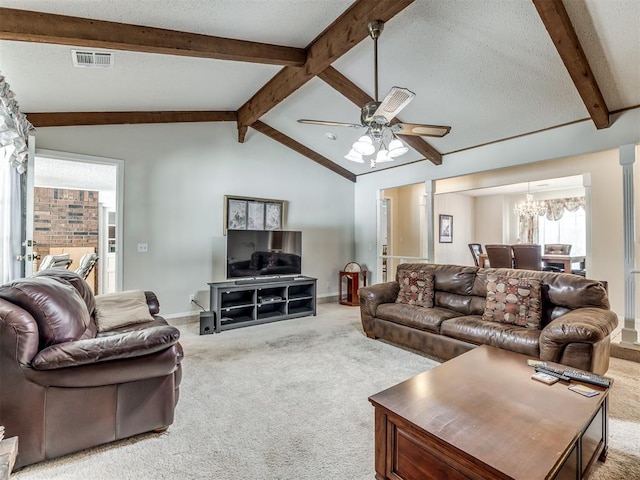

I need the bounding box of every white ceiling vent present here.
[71,50,114,68]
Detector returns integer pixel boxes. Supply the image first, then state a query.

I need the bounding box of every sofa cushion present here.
[441,316,540,357]
[377,303,462,333]
[0,277,91,348]
[94,290,155,332]
[34,269,96,316]
[396,270,434,307]
[482,274,542,329]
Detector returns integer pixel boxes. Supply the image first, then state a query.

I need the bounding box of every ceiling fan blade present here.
[373,87,415,123]
[394,122,451,138]
[297,119,362,129]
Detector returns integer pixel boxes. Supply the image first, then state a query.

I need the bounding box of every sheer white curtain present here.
[0,72,33,282]
[0,146,24,282]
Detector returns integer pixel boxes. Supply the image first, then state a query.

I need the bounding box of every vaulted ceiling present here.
[1,0,638,182]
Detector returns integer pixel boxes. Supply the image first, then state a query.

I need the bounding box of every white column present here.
[425,180,435,263]
[619,144,640,349]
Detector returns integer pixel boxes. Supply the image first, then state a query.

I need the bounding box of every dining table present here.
[477,253,585,273]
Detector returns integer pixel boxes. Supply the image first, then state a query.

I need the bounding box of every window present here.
[538,206,586,255]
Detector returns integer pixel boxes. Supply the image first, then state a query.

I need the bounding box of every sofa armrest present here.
[31,325,180,370]
[358,282,400,318]
[539,307,618,362]
[144,291,160,315]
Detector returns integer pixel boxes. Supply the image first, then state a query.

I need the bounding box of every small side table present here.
[0,436,18,479]
[339,270,367,306]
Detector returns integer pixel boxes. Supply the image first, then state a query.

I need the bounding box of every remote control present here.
[534,365,571,382]
[563,369,611,388]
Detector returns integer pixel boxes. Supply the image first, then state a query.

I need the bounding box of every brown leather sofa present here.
[359,263,618,374]
[0,269,183,468]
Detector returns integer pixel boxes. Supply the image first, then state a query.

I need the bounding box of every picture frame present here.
[247,201,265,230]
[224,195,285,234]
[439,214,453,243]
[227,199,247,230]
[265,202,282,230]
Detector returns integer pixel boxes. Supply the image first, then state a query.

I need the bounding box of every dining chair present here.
[485,244,513,268]
[544,244,572,255]
[511,244,542,271]
[468,243,483,267]
[543,243,572,272]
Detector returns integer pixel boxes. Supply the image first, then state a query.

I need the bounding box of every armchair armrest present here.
[32,325,180,370]
[539,307,618,362]
[144,291,160,315]
[358,282,400,318]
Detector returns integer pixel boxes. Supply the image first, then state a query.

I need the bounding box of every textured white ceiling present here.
[1,0,638,177]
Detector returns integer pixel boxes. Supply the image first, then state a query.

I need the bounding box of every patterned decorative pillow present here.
[396,270,435,308]
[482,274,542,328]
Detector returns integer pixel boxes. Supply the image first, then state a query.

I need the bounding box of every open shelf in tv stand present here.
[207,276,317,333]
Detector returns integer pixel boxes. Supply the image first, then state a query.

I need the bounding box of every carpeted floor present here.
[12,304,640,479]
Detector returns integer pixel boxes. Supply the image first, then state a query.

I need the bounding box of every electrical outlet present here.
[189,294,195,303]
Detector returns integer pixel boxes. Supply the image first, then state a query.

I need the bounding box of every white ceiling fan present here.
[298,20,451,168]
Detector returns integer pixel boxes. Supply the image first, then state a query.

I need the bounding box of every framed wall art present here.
[439,214,453,243]
[227,199,247,230]
[224,195,285,234]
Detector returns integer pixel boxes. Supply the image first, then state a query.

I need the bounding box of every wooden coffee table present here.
[369,346,609,480]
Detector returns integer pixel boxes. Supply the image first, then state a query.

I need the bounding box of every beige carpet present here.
[12,304,640,479]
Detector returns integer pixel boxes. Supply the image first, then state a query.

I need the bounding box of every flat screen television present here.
[226,230,302,279]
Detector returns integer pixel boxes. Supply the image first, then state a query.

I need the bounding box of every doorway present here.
[30,149,122,294]
[379,182,429,282]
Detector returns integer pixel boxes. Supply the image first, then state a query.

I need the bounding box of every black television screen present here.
[226,230,302,279]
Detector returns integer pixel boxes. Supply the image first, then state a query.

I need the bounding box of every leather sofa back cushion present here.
[0,277,91,347]
[482,274,542,328]
[34,269,96,315]
[396,270,434,307]
[397,264,476,296]
[94,290,155,332]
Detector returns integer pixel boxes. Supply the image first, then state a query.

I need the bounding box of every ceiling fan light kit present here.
[298,20,451,169]
[353,135,376,155]
[345,148,365,163]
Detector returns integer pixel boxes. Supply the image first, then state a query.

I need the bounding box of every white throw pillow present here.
[94,290,155,332]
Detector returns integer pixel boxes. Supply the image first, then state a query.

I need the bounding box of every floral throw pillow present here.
[482,274,542,328]
[396,270,435,308]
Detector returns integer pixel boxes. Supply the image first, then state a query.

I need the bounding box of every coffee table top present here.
[369,345,609,479]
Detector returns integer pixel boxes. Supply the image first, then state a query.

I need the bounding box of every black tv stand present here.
[206,276,316,333]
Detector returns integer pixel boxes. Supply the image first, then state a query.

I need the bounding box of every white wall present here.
[433,193,474,266]
[474,195,507,246]
[33,122,355,315]
[355,109,640,316]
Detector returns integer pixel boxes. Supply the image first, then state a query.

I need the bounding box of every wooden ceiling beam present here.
[251,121,356,183]
[236,0,415,133]
[0,7,305,66]
[532,0,610,129]
[26,111,237,127]
[318,67,443,165]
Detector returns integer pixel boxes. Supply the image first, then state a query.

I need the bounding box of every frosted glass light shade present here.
[375,149,393,163]
[345,148,365,163]
[388,138,409,157]
[352,135,375,155]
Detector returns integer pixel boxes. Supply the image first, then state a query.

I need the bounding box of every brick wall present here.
[34,187,99,259]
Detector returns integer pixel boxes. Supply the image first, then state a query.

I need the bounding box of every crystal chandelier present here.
[514,183,546,217]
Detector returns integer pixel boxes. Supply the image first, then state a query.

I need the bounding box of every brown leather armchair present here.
[0,269,183,468]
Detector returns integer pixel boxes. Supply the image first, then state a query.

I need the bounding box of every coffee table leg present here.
[374,408,387,479]
[599,397,609,462]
